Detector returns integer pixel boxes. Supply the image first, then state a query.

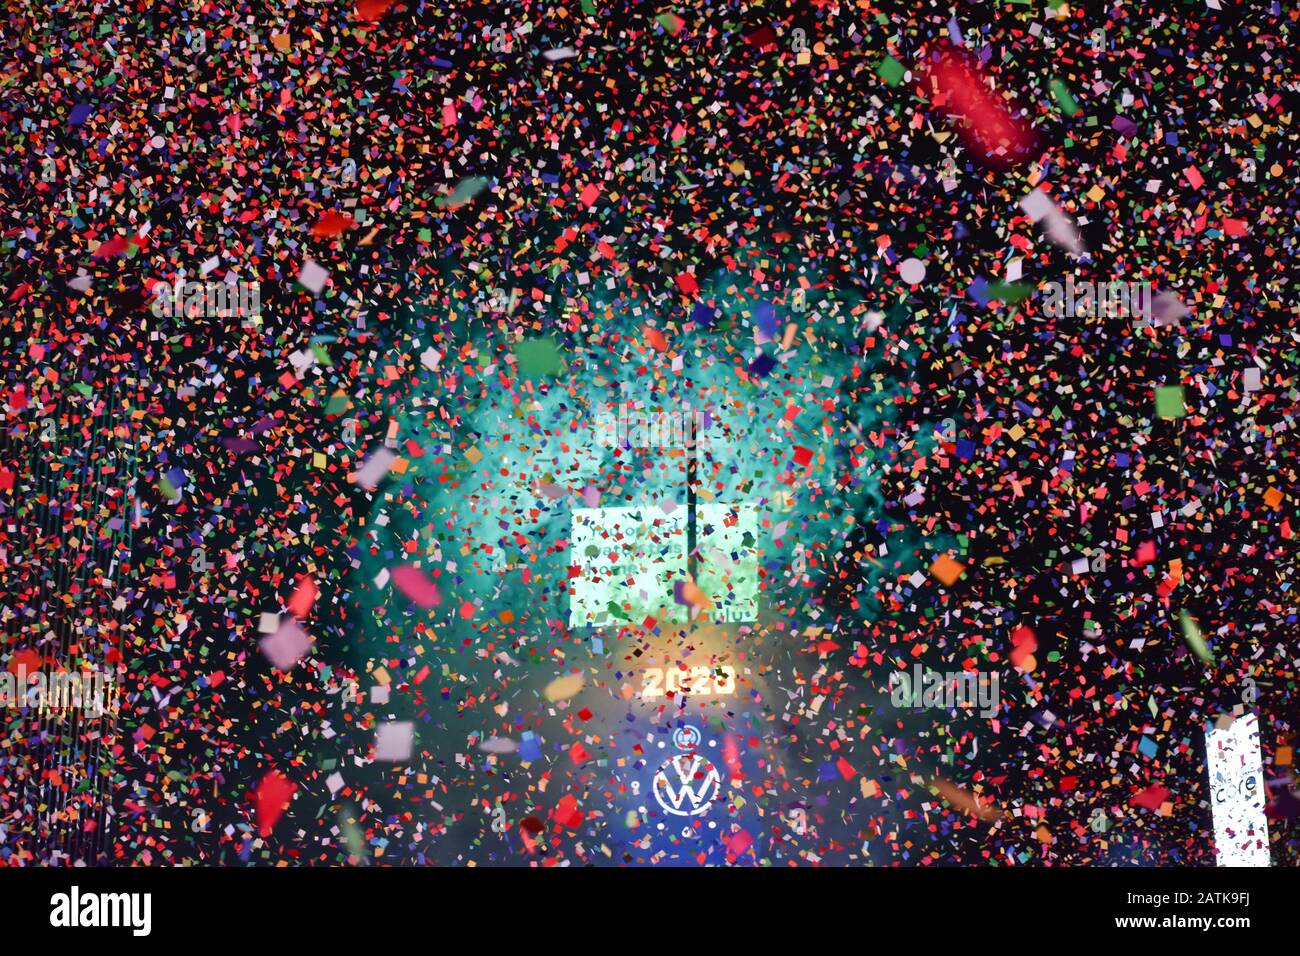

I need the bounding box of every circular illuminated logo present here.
[672,724,702,750]
[652,753,722,817]
[652,725,720,817]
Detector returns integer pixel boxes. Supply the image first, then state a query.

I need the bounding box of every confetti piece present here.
[931,776,1002,822]
[544,674,584,702]
[922,45,1035,166]
[254,771,297,836]
[287,576,318,618]
[310,211,357,238]
[1049,78,1080,116]
[352,447,396,491]
[513,337,563,377]
[435,176,488,209]
[297,259,329,294]
[389,564,441,608]
[898,257,927,285]
[259,619,314,671]
[929,554,966,587]
[1155,385,1186,420]
[1179,610,1214,665]
[876,56,905,87]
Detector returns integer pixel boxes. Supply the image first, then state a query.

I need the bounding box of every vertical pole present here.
[686,406,698,588]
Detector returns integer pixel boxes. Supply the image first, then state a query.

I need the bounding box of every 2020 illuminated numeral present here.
[642,665,737,698]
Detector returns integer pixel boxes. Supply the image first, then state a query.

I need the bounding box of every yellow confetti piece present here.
[544,673,584,702]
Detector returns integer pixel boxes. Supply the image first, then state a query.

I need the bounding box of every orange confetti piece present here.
[929,554,966,587]
[931,776,1001,822]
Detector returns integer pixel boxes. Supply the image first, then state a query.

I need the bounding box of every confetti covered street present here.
[1,0,1297,886]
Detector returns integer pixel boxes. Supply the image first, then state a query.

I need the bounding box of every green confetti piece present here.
[655,12,683,34]
[1155,385,1186,419]
[338,809,367,860]
[514,336,563,377]
[1050,78,1080,116]
[987,281,1030,304]
[876,56,905,88]
[435,176,488,209]
[1179,609,1214,665]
